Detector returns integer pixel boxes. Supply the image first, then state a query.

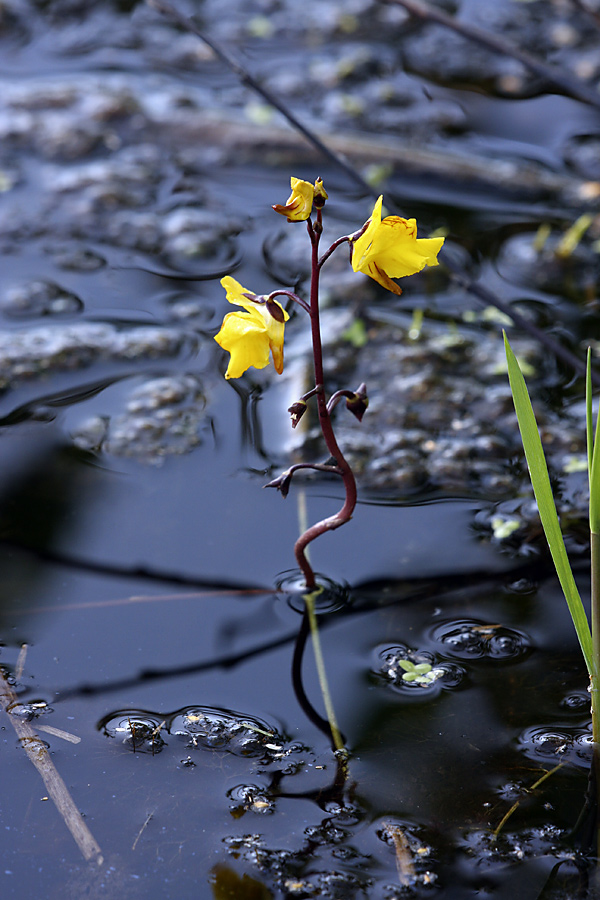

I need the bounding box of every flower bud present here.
[264,470,292,498]
[345,383,368,422]
[288,399,307,428]
[313,177,328,209]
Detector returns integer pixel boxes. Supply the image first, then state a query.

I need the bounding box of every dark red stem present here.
[294,211,358,589]
[268,288,310,315]
[327,389,356,415]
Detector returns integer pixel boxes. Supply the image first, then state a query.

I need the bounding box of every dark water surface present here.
[1,0,600,897]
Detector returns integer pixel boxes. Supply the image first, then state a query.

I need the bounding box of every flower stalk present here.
[214,178,444,588]
[292,208,358,590]
[213,177,444,751]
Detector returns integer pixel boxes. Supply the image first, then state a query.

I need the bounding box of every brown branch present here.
[381,0,600,110]
[567,0,600,30]
[0,664,103,864]
[146,0,374,196]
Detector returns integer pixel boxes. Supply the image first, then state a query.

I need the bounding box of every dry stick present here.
[0,668,103,864]
[493,761,564,836]
[146,0,374,197]
[381,0,600,112]
[147,0,600,387]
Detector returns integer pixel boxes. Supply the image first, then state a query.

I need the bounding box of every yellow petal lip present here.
[215,277,289,379]
[351,195,444,292]
[272,176,315,222]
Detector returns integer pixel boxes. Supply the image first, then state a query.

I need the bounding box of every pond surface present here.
[1,0,600,897]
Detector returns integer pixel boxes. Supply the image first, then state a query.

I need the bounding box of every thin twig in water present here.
[0,667,103,863]
[15,643,27,682]
[568,0,600,30]
[493,761,564,836]
[146,0,374,197]
[37,724,82,744]
[380,0,600,110]
[132,810,155,851]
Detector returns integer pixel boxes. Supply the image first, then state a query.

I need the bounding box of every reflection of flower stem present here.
[294,209,357,591]
[292,599,346,755]
[305,589,346,755]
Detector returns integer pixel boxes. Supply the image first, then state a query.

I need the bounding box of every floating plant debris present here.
[374,644,464,695]
[227,784,275,817]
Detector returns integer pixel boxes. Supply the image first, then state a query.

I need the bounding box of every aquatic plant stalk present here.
[292,209,358,590]
[587,349,600,743]
[214,178,443,752]
[505,334,597,732]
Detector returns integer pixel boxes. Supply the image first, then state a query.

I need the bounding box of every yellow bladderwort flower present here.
[351,195,444,296]
[214,276,289,379]
[272,177,327,222]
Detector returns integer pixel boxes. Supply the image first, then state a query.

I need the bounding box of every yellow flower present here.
[272,177,316,222]
[214,276,289,379]
[351,196,444,296]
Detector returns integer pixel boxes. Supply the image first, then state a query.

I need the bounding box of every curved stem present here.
[294,212,358,589]
[318,234,350,269]
[327,389,356,415]
[268,289,310,315]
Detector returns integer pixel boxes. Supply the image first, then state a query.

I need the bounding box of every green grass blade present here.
[587,347,594,481]
[587,348,600,535]
[504,332,592,674]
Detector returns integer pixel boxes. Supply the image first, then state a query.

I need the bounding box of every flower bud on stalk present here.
[288,400,308,429]
[345,383,369,422]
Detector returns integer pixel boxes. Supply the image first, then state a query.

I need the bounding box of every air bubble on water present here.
[7,699,53,720]
[560,691,589,713]
[429,619,531,660]
[518,724,592,768]
[99,705,286,761]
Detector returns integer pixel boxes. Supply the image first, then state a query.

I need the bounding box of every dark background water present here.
[1,0,600,897]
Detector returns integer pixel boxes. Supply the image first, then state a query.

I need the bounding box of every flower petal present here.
[214,310,270,379]
[220,276,263,316]
[364,262,403,296]
[272,177,315,222]
[215,282,289,378]
[351,197,444,292]
[351,195,383,272]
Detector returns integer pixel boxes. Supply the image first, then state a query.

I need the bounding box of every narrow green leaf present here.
[588,348,600,535]
[504,332,592,674]
[587,347,594,483]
